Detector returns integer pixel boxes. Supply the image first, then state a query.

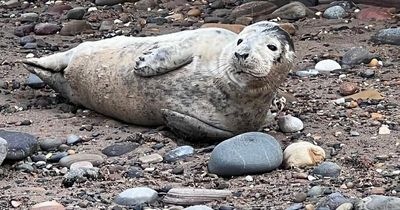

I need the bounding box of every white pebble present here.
[315,59,341,72]
[245,175,253,182]
[88,7,97,12]
[26,53,35,58]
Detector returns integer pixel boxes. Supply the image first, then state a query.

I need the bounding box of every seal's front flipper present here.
[161,109,234,141]
[134,45,193,77]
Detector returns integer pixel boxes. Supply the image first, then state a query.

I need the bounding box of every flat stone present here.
[26,73,45,89]
[208,132,283,176]
[66,7,86,20]
[312,161,341,178]
[286,203,304,210]
[19,35,36,46]
[164,146,194,162]
[47,152,69,162]
[0,138,7,165]
[70,161,93,170]
[102,142,138,157]
[371,28,400,46]
[60,20,92,36]
[34,23,61,35]
[278,115,304,133]
[20,13,39,23]
[184,205,213,210]
[0,130,38,160]
[125,167,144,178]
[59,153,104,168]
[323,6,347,19]
[114,187,158,206]
[47,4,73,16]
[139,153,163,164]
[315,59,341,72]
[4,0,20,8]
[230,1,277,18]
[336,203,353,210]
[31,201,65,210]
[40,138,65,151]
[342,47,377,67]
[357,195,400,210]
[66,134,81,145]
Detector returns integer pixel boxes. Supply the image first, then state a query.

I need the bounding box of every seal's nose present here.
[235,52,249,60]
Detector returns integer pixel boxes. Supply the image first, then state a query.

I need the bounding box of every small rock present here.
[34,23,61,35]
[4,0,20,8]
[125,167,144,178]
[102,142,138,157]
[70,161,93,170]
[361,69,375,78]
[283,141,325,168]
[201,23,245,34]
[40,138,65,151]
[286,203,304,210]
[48,152,69,162]
[60,20,92,36]
[164,188,231,205]
[370,187,386,195]
[312,162,341,178]
[208,132,283,176]
[357,195,400,210]
[371,28,400,46]
[278,115,304,133]
[187,8,201,17]
[269,1,311,20]
[66,7,86,20]
[16,163,34,172]
[339,82,358,96]
[25,73,45,89]
[59,153,104,168]
[323,6,347,19]
[295,69,320,77]
[99,20,114,31]
[63,167,100,187]
[95,0,127,6]
[230,1,277,19]
[342,47,377,67]
[308,186,325,197]
[31,201,65,210]
[14,24,35,37]
[20,13,39,23]
[245,175,253,182]
[114,187,158,206]
[0,130,38,161]
[184,206,213,210]
[317,192,350,210]
[19,36,36,46]
[171,166,184,175]
[378,125,390,135]
[0,138,7,165]
[66,134,81,145]
[315,59,341,72]
[336,203,353,210]
[139,153,163,164]
[164,146,194,162]
[294,192,307,202]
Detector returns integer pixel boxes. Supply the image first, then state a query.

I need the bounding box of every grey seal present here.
[22,21,295,141]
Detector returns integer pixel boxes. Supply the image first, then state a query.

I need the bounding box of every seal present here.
[22,21,295,141]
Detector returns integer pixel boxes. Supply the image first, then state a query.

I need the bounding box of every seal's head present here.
[227,21,295,91]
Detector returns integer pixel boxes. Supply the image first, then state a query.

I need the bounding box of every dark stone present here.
[360,69,375,78]
[34,23,61,35]
[317,192,351,209]
[125,167,144,178]
[23,42,37,49]
[66,7,86,20]
[312,161,341,178]
[230,1,277,19]
[0,130,38,160]
[95,0,128,6]
[164,145,194,162]
[371,28,400,46]
[171,166,184,174]
[26,73,46,88]
[60,20,92,36]
[342,47,377,67]
[48,152,69,162]
[14,24,35,37]
[19,36,36,46]
[102,142,138,157]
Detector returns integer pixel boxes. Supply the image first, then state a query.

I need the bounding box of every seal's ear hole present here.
[237,39,243,45]
[267,44,277,51]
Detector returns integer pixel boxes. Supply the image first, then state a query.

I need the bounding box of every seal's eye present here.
[237,39,243,45]
[267,44,277,51]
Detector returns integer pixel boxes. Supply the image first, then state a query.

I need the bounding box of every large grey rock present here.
[371,28,400,46]
[323,6,347,19]
[0,130,38,160]
[357,195,400,210]
[342,47,377,67]
[208,132,283,176]
[0,137,7,165]
[114,187,158,206]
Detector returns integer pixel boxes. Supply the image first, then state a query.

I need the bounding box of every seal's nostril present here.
[235,52,249,60]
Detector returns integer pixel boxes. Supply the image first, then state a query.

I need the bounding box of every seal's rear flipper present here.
[161,109,234,141]
[22,51,72,72]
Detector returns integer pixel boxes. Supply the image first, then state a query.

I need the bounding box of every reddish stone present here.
[354,0,400,9]
[47,4,73,15]
[356,7,395,20]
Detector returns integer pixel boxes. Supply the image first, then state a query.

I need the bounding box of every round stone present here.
[208,132,283,176]
[114,187,158,206]
[59,153,104,168]
[66,7,86,20]
[34,23,61,35]
[312,161,341,178]
[164,145,194,162]
[342,47,377,67]
[102,142,138,157]
[0,137,8,165]
[0,130,38,160]
[40,138,65,151]
[20,13,39,23]
[307,185,325,197]
[315,59,341,72]
[278,115,304,133]
[66,134,81,145]
[70,161,93,170]
[323,6,347,19]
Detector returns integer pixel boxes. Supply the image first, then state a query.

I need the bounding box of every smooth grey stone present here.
[0,138,7,165]
[25,73,45,89]
[296,0,318,6]
[164,145,194,162]
[59,154,104,168]
[16,163,34,172]
[48,152,69,162]
[184,205,213,210]
[66,134,81,145]
[295,69,319,77]
[318,192,350,209]
[40,138,65,151]
[342,47,377,67]
[312,162,341,178]
[101,142,138,157]
[20,13,39,22]
[95,0,127,6]
[66,7,86,20]
[323,6,347,19]
[19,36,36,46]
[269,1,310,20]
[23,42,37,49]
[31,154,46,162]
[99,20,114,31]
[308,186,325,197]
[0,130,38,160]
[208,132,283,176]
[357,195,400,210]
[371,28,400,46]
[360,69,375,78]
[114,187,158,206]
[286,203,304,210]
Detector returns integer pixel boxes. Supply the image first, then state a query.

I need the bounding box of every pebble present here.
[286,203,304,210]
[0,138,7,165]
[4,0,20,8]
[125,167,144,178]
[102,142,138,157]
[336,203,353,210]
[187,8,201,17]
[19,36,36,46]
[350,131,360,136]
[339,82,358,96]
[208,132,283,176]
[308,186,325,197]
[184,206,213,210]
[278,115,304,133]
[16,163,34,172]
[317,192,350,210]
[14,24,35,37]
[371,28,400,46]
[34,23,61,35]
[164,145,194,162]
[294,192,307,202]
[31,201,65,210]
[378,125,390,135]
[66,7,86,20]
[139,153,163,164]
[171,166,184,175]
[269,1,310,20]
[342,47,377,67]
[312,162,341,178]
[315,59,341,72]
[361,69,375,78]
[323,6,347,19]
[370,187,386,195]
[95,0,127,6]
[60,20,92,36]
[66,134,81,145]
[48,152,69,162]
[357,195,400,210]
[245,175,253,182]
[114,187,158,206]
[283,141,325,168]
[99,20,114,31]
[25,73,45,89]
[295,69,320,77]
[0,130,38,160]
[59,153,104,168]
[40,138,65,151]
[230,1,277,19]
[20,13,39,23]
[70,161,93,170]
[63,167,100,187]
